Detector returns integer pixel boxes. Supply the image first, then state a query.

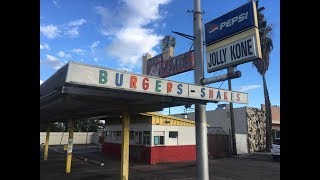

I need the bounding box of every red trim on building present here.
[102,143,196,164]
[150,145,196,164]
[102,143,151,163]
[102,143,122,159]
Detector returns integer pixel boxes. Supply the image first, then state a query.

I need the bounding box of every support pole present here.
[121,113,130,180]
[228,67,237,156]
[66,119,74,174]
[44,125,50,160]
[193,0,209,179]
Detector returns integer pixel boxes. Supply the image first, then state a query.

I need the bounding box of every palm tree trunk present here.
[263,74,272,151]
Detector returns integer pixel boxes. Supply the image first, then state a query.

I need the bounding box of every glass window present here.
[169,131,178,138]
[130,131,134,140]
[275,130,280,139]
[160,136,164,144]
[154,136,159,145]
[143,136,150,145]
[138,132,142,145]
[154,136,164,145]
[142,131,150,145]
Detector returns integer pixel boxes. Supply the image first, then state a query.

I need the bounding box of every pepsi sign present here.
[205,1,256,46]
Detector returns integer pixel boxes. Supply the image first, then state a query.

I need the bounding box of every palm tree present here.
[252,0,274,151]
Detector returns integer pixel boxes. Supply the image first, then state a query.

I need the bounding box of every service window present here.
[130,131,134,140]
[143,131,150,145]
[275,130,280,139]
[106,131,110,136]
[154,131,165,145]
[169,131,178,138]
[116,131,121,141]
[134,131,143,145]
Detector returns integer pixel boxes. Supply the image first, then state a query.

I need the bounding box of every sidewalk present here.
[232,152,273,161]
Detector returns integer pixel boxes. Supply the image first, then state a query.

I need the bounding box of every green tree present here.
[72,118,104,132]
[252,0,274,151]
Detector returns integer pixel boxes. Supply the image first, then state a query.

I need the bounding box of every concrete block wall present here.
[40,132,100,145]
[235,134,248,154]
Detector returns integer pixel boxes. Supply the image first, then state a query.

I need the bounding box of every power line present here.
[218,80,225,88]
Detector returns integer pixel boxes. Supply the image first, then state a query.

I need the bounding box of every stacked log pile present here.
[246,107,266,153]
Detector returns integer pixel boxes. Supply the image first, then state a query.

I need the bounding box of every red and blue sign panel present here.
[205,1,255,46]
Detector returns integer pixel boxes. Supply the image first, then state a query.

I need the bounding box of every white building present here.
[102,112,197,164]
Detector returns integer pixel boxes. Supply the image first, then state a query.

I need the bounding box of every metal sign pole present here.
[193,0,209,179]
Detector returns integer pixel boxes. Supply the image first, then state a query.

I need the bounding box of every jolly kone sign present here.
[206,35,259,73]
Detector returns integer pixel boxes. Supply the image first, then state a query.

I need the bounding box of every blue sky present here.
[40,0,280,115]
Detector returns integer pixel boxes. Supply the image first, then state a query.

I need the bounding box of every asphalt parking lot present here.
[40,145,280,180]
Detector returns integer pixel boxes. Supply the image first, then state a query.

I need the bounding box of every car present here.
[271,138,280,161]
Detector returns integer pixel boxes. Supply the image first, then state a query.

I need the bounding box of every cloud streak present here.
[40,25,60,39]
[41,54,65,70]
[65,19,87,38]
[90,41,101,54]
[57,51,71,58]
[70,48,86,55]
[40,19,86,39]
[238,85,262,91]
[40,43,51,50]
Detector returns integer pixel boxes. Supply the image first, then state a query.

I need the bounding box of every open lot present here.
[40,145,280,180]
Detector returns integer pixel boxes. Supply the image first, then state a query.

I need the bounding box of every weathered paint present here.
[66,62,248,104]
[66,119,74,174]
[120,113,130,180]
[150,145,196,164]
[44,126,50,160]
[143,112,195,126]
[102,143,196,164]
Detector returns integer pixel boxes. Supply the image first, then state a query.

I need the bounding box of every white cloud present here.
[52,0,60,8]
[40,25,60,39]
[65,28,79,38]
[238,85,262,91]
[90,41,101,53]
[68,19,86,26]
[70,49,86,55]
[40,43,50,50]
[108,28,162,67]
[93,57,98,62]
[57,51,65,57]
[121,67,132,72]
[41,54,65,70]
[57,51,71,58]
[95,0,171,68]
[65,19,87,38]
[40,19,86,39]
[40,80,44,85]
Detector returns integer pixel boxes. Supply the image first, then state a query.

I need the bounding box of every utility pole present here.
[228,66,237,156]
[193,0,209,179]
